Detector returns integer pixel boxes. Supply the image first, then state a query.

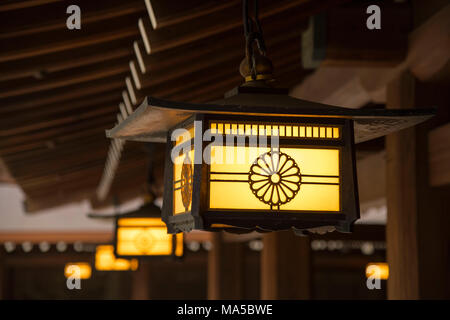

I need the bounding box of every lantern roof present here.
[106,86,434,144]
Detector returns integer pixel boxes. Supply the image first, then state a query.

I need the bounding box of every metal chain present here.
[243,0,267,80]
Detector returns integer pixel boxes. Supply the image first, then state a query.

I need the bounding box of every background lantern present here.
[64,262,92,280]
[95,245,139,271]
[114,202,184,258]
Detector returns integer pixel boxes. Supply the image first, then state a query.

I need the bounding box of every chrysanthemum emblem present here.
[248,151,301,209]
[180,155,193,211]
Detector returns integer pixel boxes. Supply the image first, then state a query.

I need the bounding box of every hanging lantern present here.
[106,1,434,234]
[95,245,139,271]
[114,202,184,258]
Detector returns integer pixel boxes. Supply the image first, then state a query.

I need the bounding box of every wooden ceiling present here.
[0,0,350,212]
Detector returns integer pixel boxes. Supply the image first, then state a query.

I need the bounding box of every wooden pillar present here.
[208,232,245,299]
[131,261,150,300]
[261,230,311,299]
[385,71,420,299]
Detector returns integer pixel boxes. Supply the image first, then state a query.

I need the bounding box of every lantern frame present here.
[161,111,360,234]
[106,86,434,235]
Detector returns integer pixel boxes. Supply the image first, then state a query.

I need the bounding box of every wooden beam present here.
[0,157,15,183]
[291,4,450,109]
[261,231,311,299]
[407,4,450,81]
[1,1,145,39]
[0,26,137,63]
[0,42,132,82]
[131,262,150,300]
[0,58,129,98]
[322,1,411,67]
[0,0,60,11]
[139,0,336,55]
[208,232,245,299]
[428,122,450,187]
[0,231,112,243]
[146,0,238,29]
[0,76,125,113]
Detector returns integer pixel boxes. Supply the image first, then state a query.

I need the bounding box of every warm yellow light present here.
[116,217,183,257]
[209,122,341,139]
[95,245,138,271]
[173,149,195,215]
[64,262,92,279]
[366,263,389,280]
[208,146,340,212]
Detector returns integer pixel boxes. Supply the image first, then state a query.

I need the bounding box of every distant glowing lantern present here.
[64,262,92,280]
[114,202,183,258]
[95,245,139,271]
[366,262,389,280]
[106,1,433,235]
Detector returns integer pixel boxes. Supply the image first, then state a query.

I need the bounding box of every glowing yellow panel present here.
[286,126,292,137]
[299,126,305,137]
[173,149,195,215]
[211,123,217,134]
[272,126,279,136]
[313,126,319,137]
[326,127,333,138]
[238,124,244,135]
[232,124,238,134]
[65,262,91,279]
[225,123,231,134]
[118,218,165,227]
[259,125,265,135]
[366,263,389,280]
[245,124,251,135]
[116,226,172,256]
[209,146,340,212]
[333,127,340,138]
[217,123,224,134]
[252,124,258,135]
[175,233,184,257]
[320,127,326,138]
[306,127,312,137]
[279,125,285,136]
[293,126,299,137]
[95,245,138,271]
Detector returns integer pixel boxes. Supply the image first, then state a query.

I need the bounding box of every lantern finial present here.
[240,0,274,86]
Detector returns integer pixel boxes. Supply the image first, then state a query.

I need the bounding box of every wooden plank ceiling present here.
[0,0,349,212]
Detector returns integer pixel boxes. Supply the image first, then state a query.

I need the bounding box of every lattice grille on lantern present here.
[210,122,340,139]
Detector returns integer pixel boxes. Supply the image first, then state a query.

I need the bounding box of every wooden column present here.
[386,71,450,299]
[131,261,150,300]
[208,232,245,299]
[385,71,420,299]
[261,230,311,299]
